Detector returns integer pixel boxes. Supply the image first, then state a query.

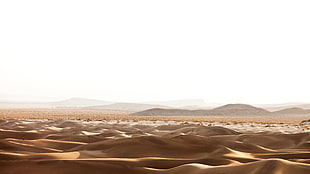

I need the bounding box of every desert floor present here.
[0,109,309,174]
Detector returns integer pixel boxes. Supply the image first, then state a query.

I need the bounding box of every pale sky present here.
[1,1,310,104]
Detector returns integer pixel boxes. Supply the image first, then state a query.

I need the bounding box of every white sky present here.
[0,0,310,104]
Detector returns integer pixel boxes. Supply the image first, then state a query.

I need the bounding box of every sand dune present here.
[0,119,309,174]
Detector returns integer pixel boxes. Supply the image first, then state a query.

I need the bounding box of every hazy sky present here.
[1,1,310,104]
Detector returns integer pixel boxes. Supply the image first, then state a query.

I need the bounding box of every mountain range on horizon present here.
[0,97,215,109]
[130,104,310,116]
[1,98,310,115]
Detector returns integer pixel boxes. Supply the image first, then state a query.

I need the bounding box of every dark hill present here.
[273,107,310,115]
[130,104,271,116]
[210,104,270,115]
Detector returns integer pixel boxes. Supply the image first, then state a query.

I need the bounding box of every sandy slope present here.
[0,119,309,174]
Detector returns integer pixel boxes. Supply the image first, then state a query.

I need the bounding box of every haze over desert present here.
[1,0,310,173]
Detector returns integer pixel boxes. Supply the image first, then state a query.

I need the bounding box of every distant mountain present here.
[273,107,310,115]
[0,101,50,108]
[290,104,310,110]
[51,98,112,107]
[0,98,113,108]
[130,104,271,116]
[0,98,110,108]
[88,103,171,111]
[2,97,310,115]
[254,103,310,111]
[211,104,270,115]
[130,108,206,116]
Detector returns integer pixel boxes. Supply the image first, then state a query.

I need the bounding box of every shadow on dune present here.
[0,119,309,174]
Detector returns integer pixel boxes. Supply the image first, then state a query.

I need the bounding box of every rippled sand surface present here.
[0,119,309,174]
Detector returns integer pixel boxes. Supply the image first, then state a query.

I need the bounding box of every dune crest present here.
[0,119,309,174]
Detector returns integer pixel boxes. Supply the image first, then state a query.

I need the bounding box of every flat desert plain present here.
[0,109,310,174]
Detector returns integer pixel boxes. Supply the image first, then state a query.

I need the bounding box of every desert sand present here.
[0,117,309,174]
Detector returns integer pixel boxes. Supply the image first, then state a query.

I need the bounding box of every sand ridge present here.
[0,119,309,174]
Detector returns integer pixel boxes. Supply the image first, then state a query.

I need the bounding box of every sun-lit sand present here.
[0,109,309,174]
